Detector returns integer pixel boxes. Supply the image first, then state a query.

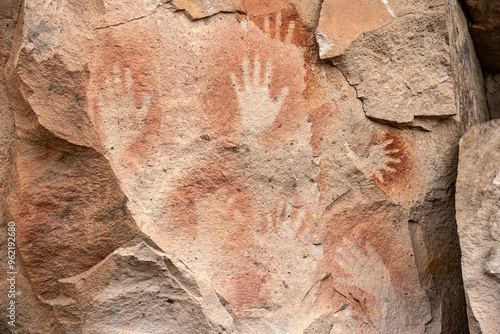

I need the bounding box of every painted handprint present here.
[346,139,402,184]
[97,64,151,162]
[230,56,289,137]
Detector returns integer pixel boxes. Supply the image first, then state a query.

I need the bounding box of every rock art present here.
[0,0,493,333]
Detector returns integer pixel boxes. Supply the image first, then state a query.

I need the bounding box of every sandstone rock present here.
[170,0,243,20]
[485,72,500,119]
[316,0,488,130]
[457,119,500,334]
[53,234,236,333]
[464,0,500,72]
[315,0,436,59]
[0,0,491,333]
[0,4,55,334]
[447,0,490,131]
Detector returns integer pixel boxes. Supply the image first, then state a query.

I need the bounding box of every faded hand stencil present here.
[343,129,414,201]
[265,198,306,237]
[246,197,320,325]
[97,65,151,163]
[346,138,401,183]
[194,188,246,270]
[331,238,408,332]
[231,56,289,138]
[333,239,394,300]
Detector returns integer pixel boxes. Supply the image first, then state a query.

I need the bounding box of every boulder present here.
[456,119,500,334]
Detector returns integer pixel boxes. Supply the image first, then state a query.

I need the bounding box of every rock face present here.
[316,0,487,130]
[464,0,500,72]
[485,72,500,119]
[0,0,492,333]
[456,120,500,334]
[464,0,500,120]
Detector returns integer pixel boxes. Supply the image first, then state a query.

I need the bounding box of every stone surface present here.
[54,234,236,333]
[485,72,500,119]
[171,0,243,20]
[465,0,500,72]
[315,0,396,59]
[316,0,488,130]
[447,0,489,132]
[0,0,492,333]
[456,119,500,334]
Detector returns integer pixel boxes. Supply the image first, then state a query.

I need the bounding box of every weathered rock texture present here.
[457,119,500,334]
[0,0,492,333]
[463,0,500,120]
[485,72,500,119]
[317,0,487,130]
[464,0,500,72]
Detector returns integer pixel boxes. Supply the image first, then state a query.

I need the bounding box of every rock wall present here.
[464,0,500,119]
[457,120,500,334]
[0,0,491,333]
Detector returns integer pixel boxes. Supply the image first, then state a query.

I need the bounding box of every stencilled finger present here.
[373,170,385,183]
[226,196,235,208]
[342,238,363,261]
[242,58,251,89]
[284,199,293,224]
[264,15,270,36]
[125,67,133,96]
[276,87,289,109]
[386,157,401,165]
[334,275,351,287]
[276,200,284,227]
[230,73,241,92]
[380,139,394,149]
[275,12,282,40]
[253,55,261,86]
[263,60,272,87]
[285,21,295,44]
[335,253,350,271]
[381,164,397,173]
[386,148,400,154]
[140,94,152,118]
[104,75,113,101]
[295,205,306,225]
[212,189,225,203]
[364,242,378,260]
[112,63,122,96]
